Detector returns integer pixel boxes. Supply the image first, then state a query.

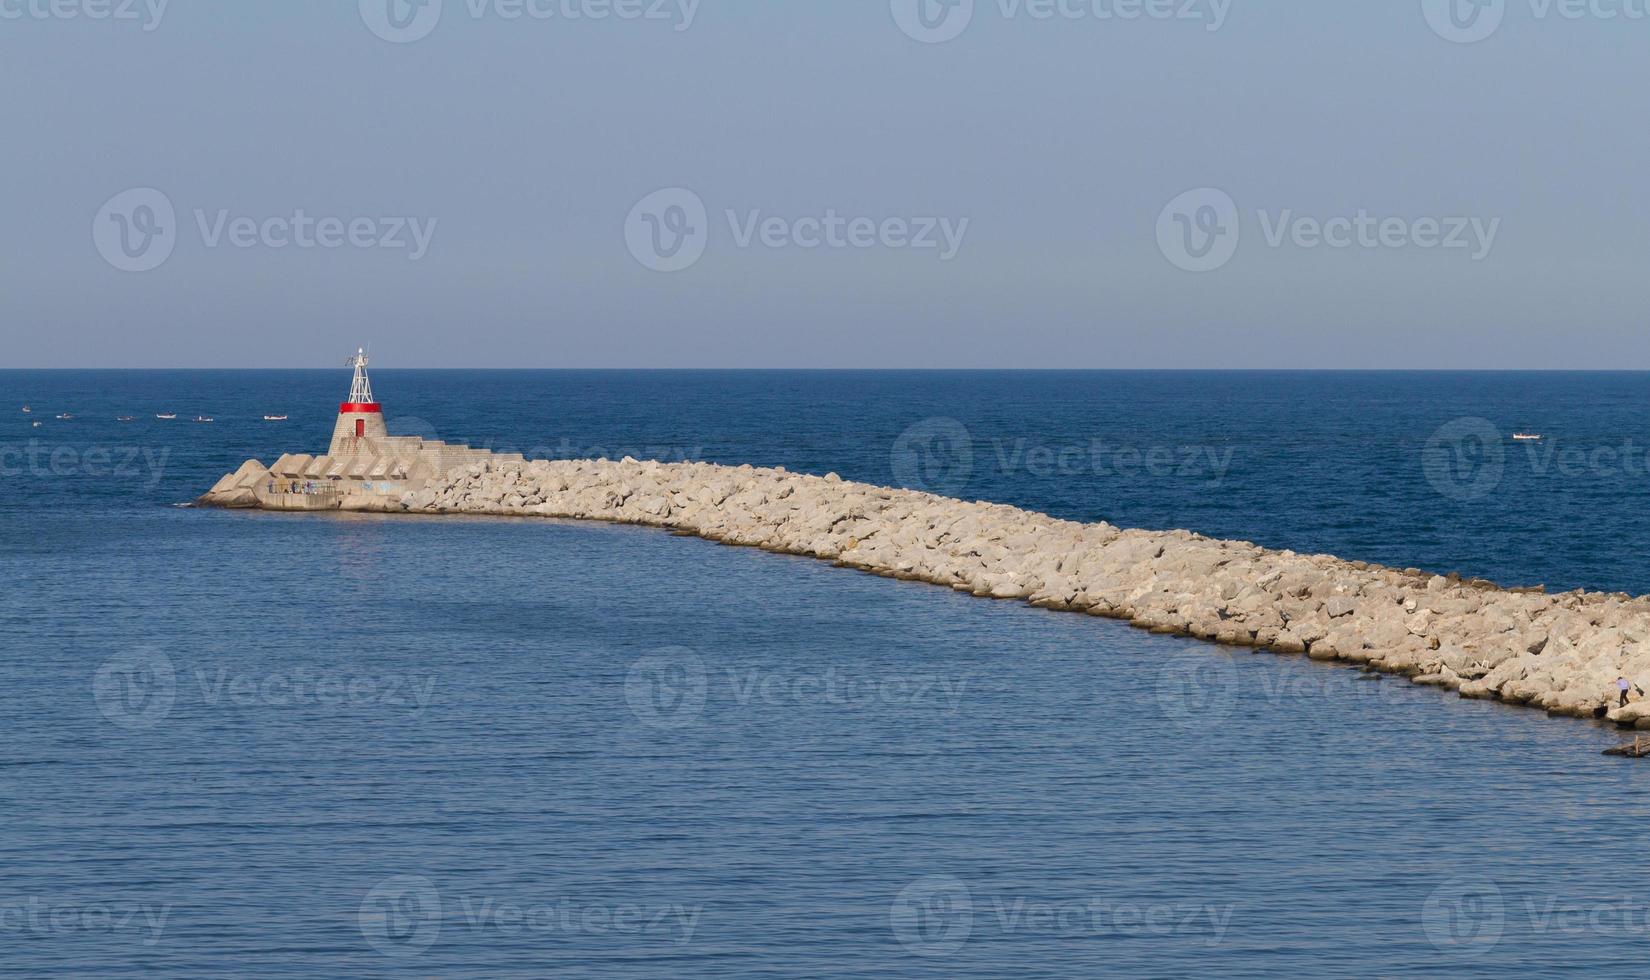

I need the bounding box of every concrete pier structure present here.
[200,447,1650,733]
[198,350,519,511]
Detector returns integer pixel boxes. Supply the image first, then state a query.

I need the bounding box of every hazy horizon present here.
[4,2,1647,370]
[16,362,1650,369]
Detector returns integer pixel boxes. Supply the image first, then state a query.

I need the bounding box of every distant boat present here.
[116,416,136,422]
[21,405,30,413]
[194,416,214,424]
[31,421,41,428]
[156,413,177,420]
[55,413,73,420]
[1513,433,1543,442]
[263,415,289,422]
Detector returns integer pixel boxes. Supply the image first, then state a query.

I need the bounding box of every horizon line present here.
[4,366,1649,374]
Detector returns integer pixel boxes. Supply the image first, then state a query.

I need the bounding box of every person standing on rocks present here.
[1620,676,1632,709]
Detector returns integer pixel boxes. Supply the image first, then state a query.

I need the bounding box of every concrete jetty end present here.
[196,354,1650,733]
[199,349,523,513]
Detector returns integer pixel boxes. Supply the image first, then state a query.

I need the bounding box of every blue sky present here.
[3,1,1647,368]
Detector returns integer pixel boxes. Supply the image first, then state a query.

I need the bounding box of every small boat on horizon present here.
[21,405,30,414]
[117,416,136,422]
[195,416,214,424]
[156,413,177,420]
[31,421,41,428]
[1513,433,1543,442]
[55,413,74,420]
[263,415,289,422]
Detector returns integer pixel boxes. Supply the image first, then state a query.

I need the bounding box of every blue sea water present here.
[4,370,1650,978]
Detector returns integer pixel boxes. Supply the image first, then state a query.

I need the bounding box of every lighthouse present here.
[329,347,387,456]
[201,347,524,510]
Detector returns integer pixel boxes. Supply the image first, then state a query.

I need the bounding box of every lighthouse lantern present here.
[329,347,388,455]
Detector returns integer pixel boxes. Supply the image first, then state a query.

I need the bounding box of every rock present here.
[1608,703,1650,727]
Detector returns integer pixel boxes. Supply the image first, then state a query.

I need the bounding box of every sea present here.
[3,369,1649,978]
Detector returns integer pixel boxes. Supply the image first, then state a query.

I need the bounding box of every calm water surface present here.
[3,371,1648,977]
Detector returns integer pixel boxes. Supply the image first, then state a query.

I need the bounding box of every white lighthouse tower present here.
[329,347,387,456]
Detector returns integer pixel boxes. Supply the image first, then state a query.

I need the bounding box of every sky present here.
[2,0,1647,368]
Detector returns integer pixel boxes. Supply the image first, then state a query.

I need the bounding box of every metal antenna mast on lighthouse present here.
[346,347,374,405]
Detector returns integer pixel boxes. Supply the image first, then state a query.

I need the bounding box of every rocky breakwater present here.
[203,454,1650,730]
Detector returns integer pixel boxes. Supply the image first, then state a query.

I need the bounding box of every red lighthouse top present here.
[341,347,382,413]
